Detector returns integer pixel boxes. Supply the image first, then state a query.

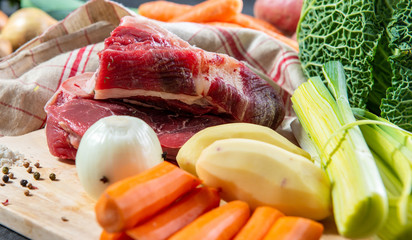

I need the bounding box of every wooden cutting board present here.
[0,129,101,240]
[0,129,353,240]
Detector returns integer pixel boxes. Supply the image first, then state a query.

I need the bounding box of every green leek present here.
[352,109,412,239]
[291,61,388,238]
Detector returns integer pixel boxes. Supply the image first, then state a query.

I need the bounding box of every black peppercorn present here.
[2,175,9,183]
[20,179,28,187]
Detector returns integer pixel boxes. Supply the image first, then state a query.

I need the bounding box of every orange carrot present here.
[95,161,202,233]
[263,216,324,240]
[138,1,192,22]
[100,230,133,240]
[233,206,284,240]
[169,200,250,240]
[229,14,283,34]
[126,186,220,240]
[169,0,243,23]
[228,14,299,51]
[205,22,244,28]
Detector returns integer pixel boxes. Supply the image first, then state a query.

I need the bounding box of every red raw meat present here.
[45,73,229,160]
[45,16,285,161]
[90,16,285,129]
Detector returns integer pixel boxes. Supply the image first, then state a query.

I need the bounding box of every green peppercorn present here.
[2,175,9,183]
[49,173,56,181]
[2,167,9,174]
[33,172,40,180]
[20,179,28,187]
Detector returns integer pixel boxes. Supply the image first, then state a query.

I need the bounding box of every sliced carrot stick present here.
[138,1,192,22]
[169,0,243,23]
[126,186,220,240]
[263,216,324,240]
[100,230,133,240]
[233,206,284,240]
[95,161,202,233]
[169,200,250,240]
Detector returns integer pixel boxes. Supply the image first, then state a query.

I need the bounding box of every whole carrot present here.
[169,200,250,240]
[126,186,220,240]
[229,14,283,34]
[138,1,192,22]
[233,206,284,240]
[229,14,299,51]
[205,22,244,28]
[263,216,324,240]
[100,230,132,240]
[95,161,201,233]
[169,0,243,23]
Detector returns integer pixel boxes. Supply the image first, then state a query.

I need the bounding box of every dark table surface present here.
[1,1,256,239]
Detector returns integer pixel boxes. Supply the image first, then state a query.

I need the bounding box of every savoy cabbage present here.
[297,0,411,131]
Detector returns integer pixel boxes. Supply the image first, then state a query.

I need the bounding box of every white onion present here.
[76,115,163,200]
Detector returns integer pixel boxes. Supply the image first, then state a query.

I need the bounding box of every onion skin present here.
[0,10,8,31]
[0,8,57,51]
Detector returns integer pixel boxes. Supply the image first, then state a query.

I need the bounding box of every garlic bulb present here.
[76,115,163,200]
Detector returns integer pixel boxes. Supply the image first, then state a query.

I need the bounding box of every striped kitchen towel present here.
[0,0,305,137]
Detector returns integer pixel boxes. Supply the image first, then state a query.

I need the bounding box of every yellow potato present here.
[196,138,332,220]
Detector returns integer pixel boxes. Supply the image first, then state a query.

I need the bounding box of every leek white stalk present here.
[76,115,163,200]
[291,61,388,238]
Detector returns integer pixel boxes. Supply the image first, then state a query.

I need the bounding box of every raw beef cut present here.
[45,16,286,161]
[45,73,230,160]
[89,16,285,130]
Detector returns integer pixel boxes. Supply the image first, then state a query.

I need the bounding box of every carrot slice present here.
[126,186,220,240]
[169,0,243,23]
[263,216,324,240]
[100,230,133,240]
[138,1,192,21]
[233,206,284,240]
[169,200,250,240]
[95,161,202,233]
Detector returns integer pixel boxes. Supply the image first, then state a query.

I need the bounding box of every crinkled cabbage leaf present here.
[297,0,412,131]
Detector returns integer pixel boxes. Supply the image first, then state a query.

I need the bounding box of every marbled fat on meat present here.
[45,74,229,160]
[44,16,285,161]
[93,16,284,129]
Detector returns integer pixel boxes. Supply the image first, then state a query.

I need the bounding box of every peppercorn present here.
[8,173,13,179]
[24,190,30,196]
[2,175,9,183]
[27,183,33,189]
[23,161,30,168]
[27,166,32,173]
[20,179,28,187]
[34,162,40,168]
[49,173,56,181]
[2,167,9,174]
[33,172,40,180]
